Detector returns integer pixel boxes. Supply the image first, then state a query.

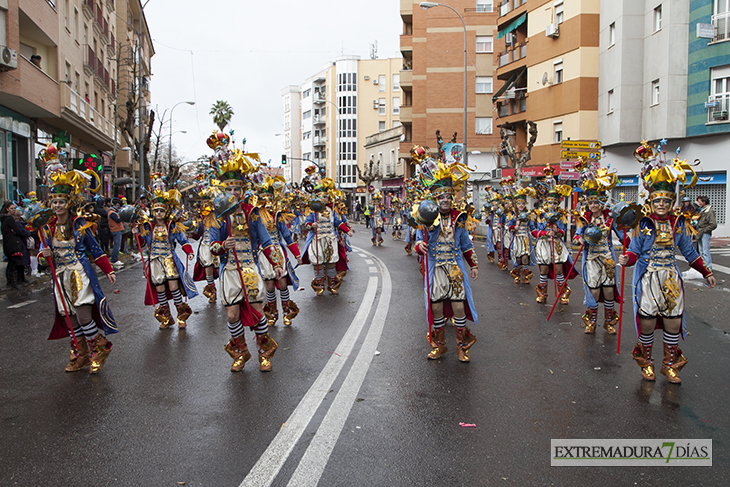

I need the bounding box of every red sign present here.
[501,164,562,178]
[559,171,580,180]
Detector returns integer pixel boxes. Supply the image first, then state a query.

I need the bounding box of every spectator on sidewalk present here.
[1,200,31,290]
[107,199,124,269]
[695,196,717,272]
[95,197,111,254]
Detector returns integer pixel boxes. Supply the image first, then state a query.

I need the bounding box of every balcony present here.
[707,95,730,123]
[498,42,527,68]
[313,136,327,146]
[312,114,326,125]
[108,33,116,57]
[498,0,527,18]
[712,11,730,42]
[313,92,326,104]
[399,104,412,122]
[400,33,412,54]
[60,83,117,149]
[399,68,412,88]
[83,44,95,77]
[82,0,94,21]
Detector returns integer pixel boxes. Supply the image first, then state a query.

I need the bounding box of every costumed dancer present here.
[369,190,386,246]
[257,176,302,327]
[190,174,221,304]
[209,151,285,372]
[135,173,198,329]
[36,144,117,374]
[573,158,625,334]
[491,195,504,266]
[617,141,714,384]
[531,166,577,304]
[333,195,353,280]
[403,177,424,256]
[499,177,516,271]
[482,191,497,263]
[412,147,479,362]
[302,178,353,295]
[507,184,536,284]
[391,197,403,240]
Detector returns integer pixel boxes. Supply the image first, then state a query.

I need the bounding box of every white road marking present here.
[369,266,377,272]
[364,259,374,265]
[240,275,379,487]
[8,300,37,309]
[676,255,730,276]
[286,253,391,486]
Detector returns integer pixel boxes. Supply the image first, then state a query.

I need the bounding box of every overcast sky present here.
[144,0,402,167]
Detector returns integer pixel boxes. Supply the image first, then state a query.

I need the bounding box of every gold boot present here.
[203,282,217,304]
[603,308,618,335]
[487,252,495,263]
[510,268,521,283]
[631,343,656,381]
[455,326,476,362]
[256,333,278,372]
[263,301,279,326]
[327,276,342,295]
[65,337,91,372]
[371,237,377,246]
[89,335,112,374]
[426,327,447,360]
[521,269,533,284]
[175,302,193,328]
[535,283,548,304]
[560,286,572,304]
[405,243,412,255]
[224,336,252,372]
[582,309,597,334]
[311,277,325,296]
[155,303,173,329]
[282,300,300,326]
[660,342,688,384]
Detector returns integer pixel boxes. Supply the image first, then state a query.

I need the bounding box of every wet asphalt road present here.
[1,226,729,486]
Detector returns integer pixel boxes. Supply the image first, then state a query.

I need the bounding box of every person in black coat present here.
[2,200,31,290]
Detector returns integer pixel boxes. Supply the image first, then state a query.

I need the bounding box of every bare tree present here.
[500,121,538,181]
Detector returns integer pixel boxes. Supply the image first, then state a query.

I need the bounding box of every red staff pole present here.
[41,226,81,352]
[551,234,558,297]
[546,242,585,321]
[617,231,628,355]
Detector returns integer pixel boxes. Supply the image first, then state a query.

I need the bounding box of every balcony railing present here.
[83,45,95,76]
[82,0,94,21]
[498,43,527,68]
[499,0,526,17]
[712,11,730,42]
[61,83,118,143]
[707,95,729,123]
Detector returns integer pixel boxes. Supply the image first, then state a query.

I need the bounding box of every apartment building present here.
[598,0,730,236]
[0,0,152,202]
[493,0,599,183]
[282,56,402,205]
[280,84,302,185]
[400,0,502,213]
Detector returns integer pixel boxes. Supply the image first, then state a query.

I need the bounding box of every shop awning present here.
[497,13,527,39]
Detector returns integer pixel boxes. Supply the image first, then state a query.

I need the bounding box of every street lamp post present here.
[419,2,468,167]
[169,101,195,168]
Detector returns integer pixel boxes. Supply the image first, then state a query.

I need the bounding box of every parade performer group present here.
[28,129,717,387]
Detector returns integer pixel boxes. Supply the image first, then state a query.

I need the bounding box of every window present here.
[303,131,311,140]
[476,0,493,13]
[379,98,386,115]
[555,1,564,24]
[553,121,563,143]
[303,89,311,98]
[653,5,662,32]
[0,10,5,46]
[303,110,311,120]
[379,121,386,132]
[378,75,386,92]
[65,62,71,83]
[475,117,493,135]
[608,89,614,113]
[392,74,400,91]
[554,61,563,84]
[64,0,69,30]
[651,79,660,105]
[609,22,615,46]
[476,36,493,53]
[393,97,400,114]
[476,76,493,93]
[711,65,730,97]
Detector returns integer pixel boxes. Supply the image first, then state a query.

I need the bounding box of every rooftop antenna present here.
[370,40,378,59]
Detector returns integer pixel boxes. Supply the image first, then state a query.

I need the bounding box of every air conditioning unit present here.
[505,88,516,99]
[363,75,370,80]
[0,46,18,70]
[546,23,559,38]
[491,168,502,179]
[505,32,516,47]
[373,100,379,109]
[372,79,379,85]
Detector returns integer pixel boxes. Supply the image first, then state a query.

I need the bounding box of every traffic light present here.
[75,153,103,172]
[281,154,287,165]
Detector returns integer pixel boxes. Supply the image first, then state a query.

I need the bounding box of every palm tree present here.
[209,100,234,131]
